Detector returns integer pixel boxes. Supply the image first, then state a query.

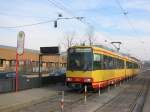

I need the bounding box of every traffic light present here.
[54,20,57,28]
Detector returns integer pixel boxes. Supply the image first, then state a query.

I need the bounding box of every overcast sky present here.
[0,0,150,61]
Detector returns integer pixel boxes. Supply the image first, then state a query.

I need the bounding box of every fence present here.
[0,75,66,93]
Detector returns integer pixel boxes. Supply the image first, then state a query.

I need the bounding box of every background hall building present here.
[0,45,67,75]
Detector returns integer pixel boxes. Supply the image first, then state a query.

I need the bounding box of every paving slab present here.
[0,87,57,112]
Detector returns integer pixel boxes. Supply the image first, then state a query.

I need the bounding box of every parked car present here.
[0,72,26,79]
[49,68,66,76]
[47,68,66,84]
[5,72,16,78]
[0,72,8,79]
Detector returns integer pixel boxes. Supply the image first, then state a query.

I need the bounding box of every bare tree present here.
[86,26,96,45]
[79,40,86,46]
[61,32,76,50]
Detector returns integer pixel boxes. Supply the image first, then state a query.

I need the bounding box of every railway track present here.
[94,73,150,112]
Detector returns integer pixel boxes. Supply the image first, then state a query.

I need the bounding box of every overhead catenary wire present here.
[47,0,72,15]
[0,0,84,29]
[49,0,147,60]
[0,12,50,19]
[115,0,138,35]
[0,20,55,29]
[115,0,149,60]
[47,0,93,28]
[48,0,123,51]
[0,0,90,29]
[0,16,83,29]
[0,1,147,60]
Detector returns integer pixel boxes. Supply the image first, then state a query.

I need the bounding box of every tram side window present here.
[133,63,136,68]
[130,63,133,68]
[126,62,133,69]
[119,59,124,69]
[126,62,130,68]
[126,62,129,68]
[118,59,122,69]
[113,58,117,69]
[123,60,125,68]
[103,55,108,69]
[116,59,120,69]
[103,56,124,69]
[103,55,114,69]
[116,59,119,69]
[108,57,114,69]
[93,54,103,70]
[134,63,138,69]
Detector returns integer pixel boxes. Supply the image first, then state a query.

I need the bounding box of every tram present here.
[66,45,140,90]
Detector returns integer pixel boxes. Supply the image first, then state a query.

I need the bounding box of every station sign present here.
[40,46,60,54]
[17,31,25,55]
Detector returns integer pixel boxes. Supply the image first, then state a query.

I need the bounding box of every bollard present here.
[60,91,64,112]
[84,85,87,103]
[98,83,101,96]
[108,82,110,92]
[107,85,109,92]
[115,79,117,87]
[111,81,114,88]
[120,80,122,86]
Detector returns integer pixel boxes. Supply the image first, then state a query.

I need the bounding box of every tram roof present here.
[70,45,140,63]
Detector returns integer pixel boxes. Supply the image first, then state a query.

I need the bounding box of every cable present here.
[115,0,137,34]
[50,0,73,15]
[0,20,54,29]
[0,12,50,19]
[55,0,95,27]
[47,0,92,28]
[55,0,148,60]
[0,16,85,29]
[115,0,149,60]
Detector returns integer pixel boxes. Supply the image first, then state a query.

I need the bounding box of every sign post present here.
[16,31,25,92]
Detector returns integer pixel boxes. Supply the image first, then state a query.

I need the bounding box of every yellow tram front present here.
[66,47,93,89]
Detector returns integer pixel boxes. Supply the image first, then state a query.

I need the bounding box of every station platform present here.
[0,84,64,112]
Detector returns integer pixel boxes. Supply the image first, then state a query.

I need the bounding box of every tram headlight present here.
[84,78,92,82]
[66,77,72,81]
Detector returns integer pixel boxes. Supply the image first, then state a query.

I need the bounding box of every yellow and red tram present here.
[66,45,140,90]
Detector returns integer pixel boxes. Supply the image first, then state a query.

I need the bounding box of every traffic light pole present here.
[54,16,84,28]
